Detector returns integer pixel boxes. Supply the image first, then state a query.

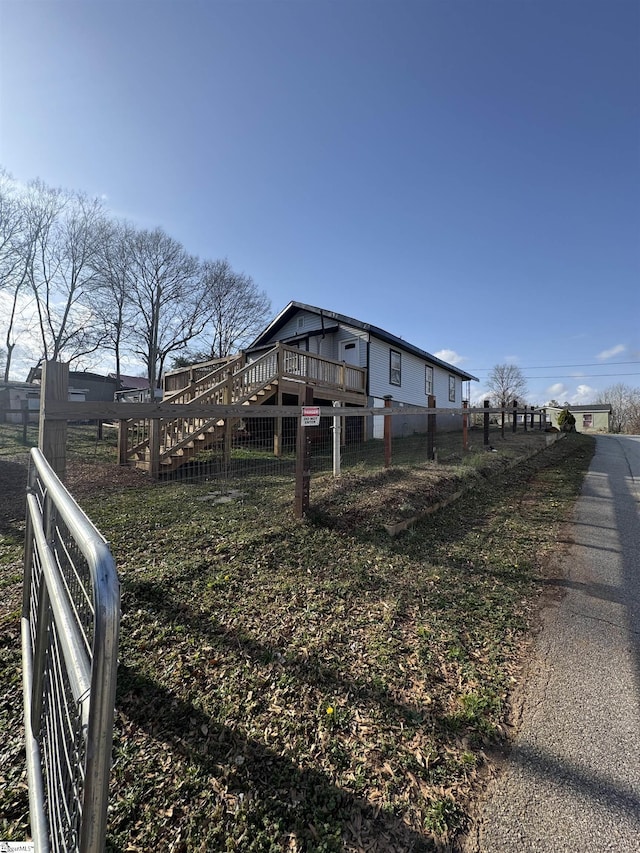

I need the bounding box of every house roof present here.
[545,404,612,413]
[109,373,151,391]
[249,301,479,382]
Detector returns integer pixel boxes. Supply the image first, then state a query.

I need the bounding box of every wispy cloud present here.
[597,344,625,360]
[544,383,567,404]
[434,348,466,366]
[570,384,597,404]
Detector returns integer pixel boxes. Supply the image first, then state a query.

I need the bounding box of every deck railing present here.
[22,448,120,852]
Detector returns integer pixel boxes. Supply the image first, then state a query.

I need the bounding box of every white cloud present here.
[570,384,597,404]
[434,348,466,366]
[597,344,625,360]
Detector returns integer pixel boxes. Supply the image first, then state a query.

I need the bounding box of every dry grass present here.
[0,428,593,852]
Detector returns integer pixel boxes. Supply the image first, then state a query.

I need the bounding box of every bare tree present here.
[0,171,37,379]
[0,169,24,293]
[25,181,107,364]
[486,363,528,407]
[90,219,138,390]
[198,258,271,359]
[125,228,206,390]
[597,383,640,434]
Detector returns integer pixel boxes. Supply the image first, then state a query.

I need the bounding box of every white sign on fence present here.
[300,406,320,427]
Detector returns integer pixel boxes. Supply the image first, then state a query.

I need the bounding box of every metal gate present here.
[21,449,120,852]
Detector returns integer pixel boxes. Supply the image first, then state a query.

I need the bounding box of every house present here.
[112,373,161,402]
[128,302,476,474]
[27,368,118,402]
[0,381,41,424]
[0,379,87,424]
[543,404,611,433]
[246,302,478,437]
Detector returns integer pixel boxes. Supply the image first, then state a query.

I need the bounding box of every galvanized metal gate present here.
[21,448,120,852]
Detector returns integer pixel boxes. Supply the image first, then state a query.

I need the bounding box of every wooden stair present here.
[128,349,280,472]
[124,342,368,475]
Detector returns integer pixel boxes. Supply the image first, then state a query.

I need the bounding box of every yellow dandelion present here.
[326,706,334,715]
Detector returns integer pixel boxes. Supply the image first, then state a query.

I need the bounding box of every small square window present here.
[583,413,592,429]
[425,366,433,396]
[390,350,401,386]
[448,375,456,402]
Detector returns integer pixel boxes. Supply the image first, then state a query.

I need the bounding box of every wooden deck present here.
[124,344,367,473]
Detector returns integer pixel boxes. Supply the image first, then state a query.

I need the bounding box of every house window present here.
[297,317,304,328]
[390,350,401,386]
[448,375,456,402]
[583,413,593,429]
[425,366,433,396]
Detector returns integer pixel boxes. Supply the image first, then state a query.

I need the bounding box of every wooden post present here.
[462,400,468,450]
[332,401,341,478]
[21,399,29,445]
[523,402,528,432]
[512,400,518,433]
[294,386,313,518]
[223,368,233,468]
[39,361,68,480]
[117,420,128,465]
[483,399,490,446]
[148,418,160,479]
[531,406,535,430]
[274,387,283,457]
[501,400,505,440]
[428,395,436,459]
[383,395,392,468]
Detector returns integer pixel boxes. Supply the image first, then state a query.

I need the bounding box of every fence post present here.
[332,400,341,477]
[462,400,468,451]
[223,368,233,469]
[427,395,436,460]
[21,399,29,444]
[39,360,68,480]
[501,399,505,440]
[148,418,160,479]
[383,395,392,468]
[530,406,535,430]
[294,386,313,518]
[117,420,128,465]
[512,400,518,433]
[484,399,490,446]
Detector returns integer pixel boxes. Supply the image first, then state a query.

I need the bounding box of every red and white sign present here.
[301,406,320,426]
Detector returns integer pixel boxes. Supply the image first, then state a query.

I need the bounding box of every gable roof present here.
[249,301,478,382]
[545,404,612,413]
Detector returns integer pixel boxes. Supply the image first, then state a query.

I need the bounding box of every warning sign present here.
[301,406,320,427]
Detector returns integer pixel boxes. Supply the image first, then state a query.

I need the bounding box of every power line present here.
[519,372,640,379]
[471,360,640,372]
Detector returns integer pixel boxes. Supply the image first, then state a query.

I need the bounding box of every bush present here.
[557,409,576,432]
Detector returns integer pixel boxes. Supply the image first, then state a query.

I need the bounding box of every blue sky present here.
[1,0,638,404]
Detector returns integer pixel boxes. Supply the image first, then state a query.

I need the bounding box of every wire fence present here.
[0,406,547,493]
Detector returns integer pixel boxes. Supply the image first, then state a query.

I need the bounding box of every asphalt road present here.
[469,434,640,853]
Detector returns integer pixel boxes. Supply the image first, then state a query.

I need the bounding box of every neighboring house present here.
[0,381,42,423]
[0,380,87,424]
[247,301,478,436]
[543,404,611,433]
[111,373,160,402]
[27,368,119,402]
